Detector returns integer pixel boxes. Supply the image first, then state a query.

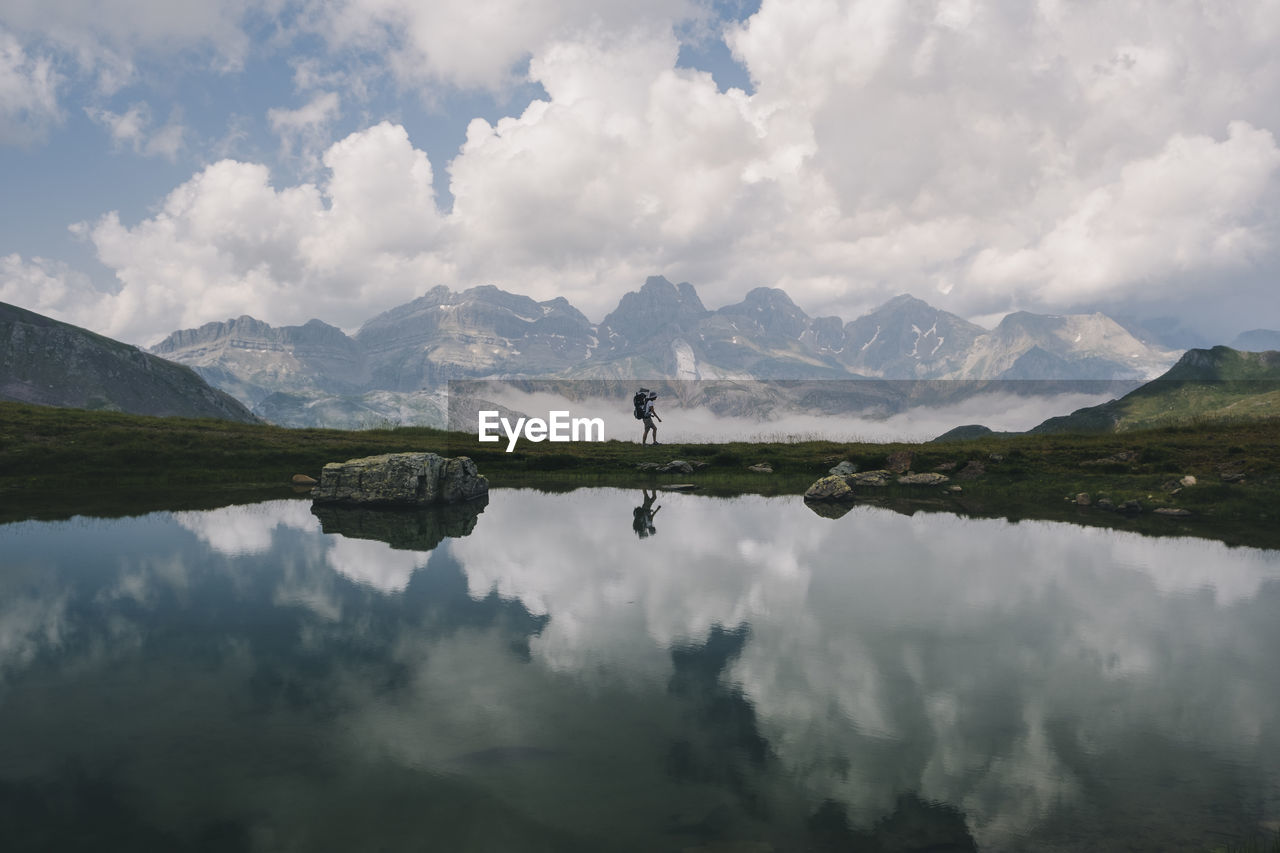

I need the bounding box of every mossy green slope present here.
[1031,347,1280,434]
[1,301,258,422]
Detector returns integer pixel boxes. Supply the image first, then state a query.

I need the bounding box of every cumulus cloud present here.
[49,121,448,343]
[718,0,1280,319]
[6,0,1280,343]
[460,0,1280,332]
[298,0,704,92]
[970,121,1280,303]
[445,27,779,308]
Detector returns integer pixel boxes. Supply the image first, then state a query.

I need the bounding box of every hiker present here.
[633,489,661,538]
[638,390,661,445]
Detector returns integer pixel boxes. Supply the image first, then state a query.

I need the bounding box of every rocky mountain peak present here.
[993,311,1056,333]
[675,280,706,313]
[598,276,709,352]
[457,285,545,318]
[148,313,369,404]
[632,275,707,315]
[718,287,810,339]
[803,315,847,353]
[970,309,1174,380]
[152,315,264,352]
[839,294,985,377]
[879,293,932,312]
[350,282,597,391]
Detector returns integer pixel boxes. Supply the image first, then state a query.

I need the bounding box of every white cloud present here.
[0,588,68,679]
[45,121,449,344]
[268,90,341,166]
[85,100,186,160]
[0,27,60,144]
[87,101,147,145]
[298,0,705,92]
[715,0,1280,317]
[444,27,781,312]
[970,121,1280,304]
[0,0,264,92]
[447,489,1280,847]
[173,499,321,556]
[6,0,1280,343]
[0,254,107,326]
[324,536,429,593]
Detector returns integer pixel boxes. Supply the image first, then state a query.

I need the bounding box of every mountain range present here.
[151,276,1190,428]
[6,278,1278,434]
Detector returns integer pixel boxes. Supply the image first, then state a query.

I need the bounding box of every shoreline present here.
[4,401,1277,549]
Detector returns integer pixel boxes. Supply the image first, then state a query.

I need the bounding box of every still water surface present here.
[2,488,1279,851]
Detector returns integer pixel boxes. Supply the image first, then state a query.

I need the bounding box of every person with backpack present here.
[633,388,661,444]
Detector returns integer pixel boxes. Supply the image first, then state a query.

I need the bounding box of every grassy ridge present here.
[1033,348,1280,434]
[3,401,1278,547]
[1032,381,1280,434]
[0,401,450,483]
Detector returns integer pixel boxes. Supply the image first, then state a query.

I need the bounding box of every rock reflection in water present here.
[311,493,487,551]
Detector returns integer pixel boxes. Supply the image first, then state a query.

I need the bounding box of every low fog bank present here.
[646,390,1119,443]
[451,382,1128,444]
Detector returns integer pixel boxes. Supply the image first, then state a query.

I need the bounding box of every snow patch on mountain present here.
[672,338,700,380]
[908,322,939,358]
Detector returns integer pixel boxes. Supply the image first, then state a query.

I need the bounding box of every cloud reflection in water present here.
[0,492,1277,850]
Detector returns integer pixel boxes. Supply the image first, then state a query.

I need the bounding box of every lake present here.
[2,488,1278,851]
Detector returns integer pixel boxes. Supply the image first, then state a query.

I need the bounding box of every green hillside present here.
[1031,347,1280,434]
[1,301,259,423]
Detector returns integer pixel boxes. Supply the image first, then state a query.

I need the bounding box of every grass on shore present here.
[2,401,1278,547]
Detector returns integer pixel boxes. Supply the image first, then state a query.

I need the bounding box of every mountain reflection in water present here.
[1,489,1278,851]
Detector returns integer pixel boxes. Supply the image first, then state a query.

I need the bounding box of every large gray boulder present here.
[805,468,901,500]
[312,452,488,506]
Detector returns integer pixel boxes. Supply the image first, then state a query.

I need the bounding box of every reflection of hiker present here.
[633,388,662,444]
[633,488,661,538]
